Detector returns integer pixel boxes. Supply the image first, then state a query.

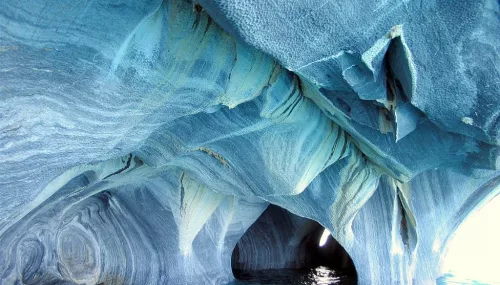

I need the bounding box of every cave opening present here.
[231,204,357,284]
[438,194,500,284]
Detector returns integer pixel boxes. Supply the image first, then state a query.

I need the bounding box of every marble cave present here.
[0,0,499,284]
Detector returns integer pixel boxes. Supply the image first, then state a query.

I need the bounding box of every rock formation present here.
[0,0,498,284]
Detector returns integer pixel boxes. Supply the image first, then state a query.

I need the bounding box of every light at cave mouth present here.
[231,205,357,284]
[439,194,500,284]
[319,229,331,247]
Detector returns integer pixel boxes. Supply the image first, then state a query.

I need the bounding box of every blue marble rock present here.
[0,0,498,284]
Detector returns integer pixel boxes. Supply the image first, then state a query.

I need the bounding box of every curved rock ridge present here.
[0,158,269,284]
[0,0,499,284]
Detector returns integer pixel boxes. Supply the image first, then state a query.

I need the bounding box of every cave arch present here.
[438,192,500,284]
[231,204,357,284]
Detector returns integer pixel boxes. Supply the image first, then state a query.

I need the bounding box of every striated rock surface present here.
[200,0,500,146]
[0,0,498,284]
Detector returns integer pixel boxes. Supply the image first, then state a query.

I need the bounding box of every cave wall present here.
[0,160,269,284]
[0,0,499,284]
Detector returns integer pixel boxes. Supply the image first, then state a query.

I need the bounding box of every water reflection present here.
[437,273,492,285]
[229,266,357,285]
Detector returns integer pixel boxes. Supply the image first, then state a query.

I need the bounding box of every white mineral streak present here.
[178,173,225,255]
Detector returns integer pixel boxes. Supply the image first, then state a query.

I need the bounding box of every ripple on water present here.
[229,266,357,285]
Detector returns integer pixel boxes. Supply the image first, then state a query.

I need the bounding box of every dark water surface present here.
[228,266,357,285]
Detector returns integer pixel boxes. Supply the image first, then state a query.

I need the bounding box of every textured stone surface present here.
[200,0,500,145]
[0,0,499,284]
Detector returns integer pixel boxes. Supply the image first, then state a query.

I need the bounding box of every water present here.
[228,266,357,285]
[437,273,497,285]
[227,269,499,285]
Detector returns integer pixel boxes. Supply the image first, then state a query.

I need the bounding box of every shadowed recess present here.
[232,205,357,284]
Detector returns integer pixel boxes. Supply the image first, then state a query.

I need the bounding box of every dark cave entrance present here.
[231,204,357,284]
